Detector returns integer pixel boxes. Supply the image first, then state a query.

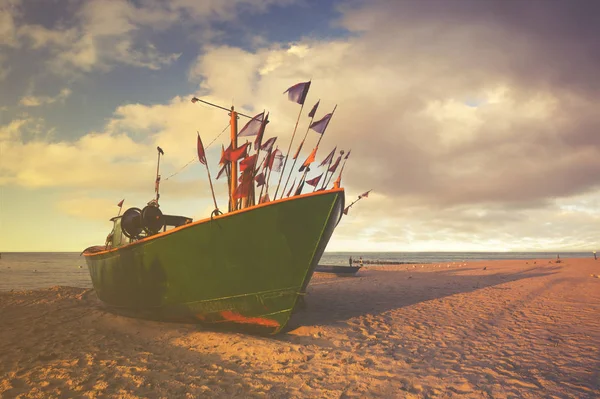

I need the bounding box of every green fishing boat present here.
[83,83,350,334]
[83,188,344,334]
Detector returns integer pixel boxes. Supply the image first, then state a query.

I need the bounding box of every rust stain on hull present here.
[219,311,280,328]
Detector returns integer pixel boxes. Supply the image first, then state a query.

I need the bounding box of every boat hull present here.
[315,265,362,276]
[84,189,344,334]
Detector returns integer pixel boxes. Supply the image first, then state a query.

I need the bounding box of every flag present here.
[191,97,199,103]
[157,146,164,155]
[117,199,124,207]
[260,137,277,152]
[359,190,372,199]
[219,144,226,165]
[345,149,351,159]
[272,149,284,172]
[239,154,257,172]
[197,132,207,165]
[233,169,254,199]
[332,173,341,189]
[266,148,283,171]
[319,147,336,167]
[309,112,332,134]
[308,100,320,118]
[259,193,270,204]
[299,147,318,172]
[216,164,227,180]
[238,112,264,137]
[254,112,269,150]
[255,172,266,186]
[286,178,296,197]
[343,206,350,215]
[292,139,304,160]
[223,142,250,163]
[328,155,342,173]
[306,174,323,187]
[283,81,311,105]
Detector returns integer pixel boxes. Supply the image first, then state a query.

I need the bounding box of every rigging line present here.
[163,123,230,181]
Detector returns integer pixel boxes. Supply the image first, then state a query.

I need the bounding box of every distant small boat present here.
[315,265,362,276]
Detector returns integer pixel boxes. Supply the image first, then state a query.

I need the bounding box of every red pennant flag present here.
[292,139,304,160]
[240,154,257,172]
[319,147,336,167]
[219,144,226,166]
[328,154,342,173]
[283,81,311,105]
[197,132,207,165]
[216,164,227,180]
[345,149,351,159]
[117,199,124,207]
[359,190,372,199]
[306,174,323,187]
[224,142,250,163]
[260,137,277,152]
[308,100,320,118]
[191,97,199,103]
[286,178,296,197]
[264,147,279,170]
[233,170,254,200]
[343,206,350,215]
[255,172,266,186]
[238,112,264,137]
[299,147,318,172]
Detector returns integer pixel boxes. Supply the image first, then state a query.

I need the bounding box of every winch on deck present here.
[105,203,192,250]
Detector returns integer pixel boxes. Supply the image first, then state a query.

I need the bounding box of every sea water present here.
[0,251,592,291]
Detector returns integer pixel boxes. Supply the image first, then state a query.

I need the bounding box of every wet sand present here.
[1,258,599,398]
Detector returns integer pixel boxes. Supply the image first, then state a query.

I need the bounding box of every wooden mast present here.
[229,106,238,212]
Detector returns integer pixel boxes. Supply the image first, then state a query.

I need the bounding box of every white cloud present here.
[11,0,297,76]
[0,0,20,47]
[19,88,72,107]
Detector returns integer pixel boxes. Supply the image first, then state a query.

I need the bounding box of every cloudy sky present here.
[1,0,599,252]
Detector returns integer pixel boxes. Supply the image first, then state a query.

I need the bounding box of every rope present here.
[163,123,230,181]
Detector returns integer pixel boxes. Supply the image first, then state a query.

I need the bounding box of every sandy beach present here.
[1,258,599,398]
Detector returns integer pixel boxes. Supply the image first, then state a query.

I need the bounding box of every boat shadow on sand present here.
[285,265,562,332]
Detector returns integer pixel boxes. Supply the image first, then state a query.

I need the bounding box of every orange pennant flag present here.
[299,146,318,172]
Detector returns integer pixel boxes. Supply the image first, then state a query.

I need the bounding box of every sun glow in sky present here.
[1,0,600,252]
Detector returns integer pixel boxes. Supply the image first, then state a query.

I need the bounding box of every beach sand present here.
[1,258,599,398]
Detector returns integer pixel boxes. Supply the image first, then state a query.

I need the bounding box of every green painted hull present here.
[84,189,344,334]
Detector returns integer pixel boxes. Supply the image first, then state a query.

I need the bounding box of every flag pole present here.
[280,113,315,199]
[259,147,273,203]
[198,132,219,212]
[324,150,344,189]
[319,151,336,191]
[297,104,337,192]
[155,146,164,203]
[343,191,369,215]
[274,103,305,199]
[205,159,219,212]
[248,112,268,207]
[331,149,350,189]
[229,106,238,212]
